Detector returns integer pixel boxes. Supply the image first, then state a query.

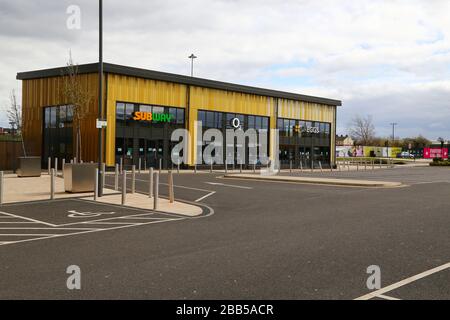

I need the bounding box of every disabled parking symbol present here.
[67,210,116,218]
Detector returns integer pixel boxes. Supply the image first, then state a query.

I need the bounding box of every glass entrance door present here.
[299,146,312,168]
[146,140,164,168]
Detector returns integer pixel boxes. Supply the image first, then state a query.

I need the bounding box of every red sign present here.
[423,148,448,159]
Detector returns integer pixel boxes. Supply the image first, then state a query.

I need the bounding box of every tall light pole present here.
[188,54,197,77]
[97,0,104,197]
[390,123,398,144]
[389,122,397,159]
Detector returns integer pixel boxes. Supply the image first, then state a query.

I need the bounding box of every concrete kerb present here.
[222,173,403,188]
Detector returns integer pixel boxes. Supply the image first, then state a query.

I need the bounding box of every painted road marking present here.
[132,178,212,193]
[0,217,186,247]
[195,191,216,202]
[205,182,253,189]
[355,262,450,300]
[376,294,401,300]
[0,211,56,227]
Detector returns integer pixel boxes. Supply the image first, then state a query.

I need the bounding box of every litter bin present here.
[64,163,96,193]
[16,157,41,177]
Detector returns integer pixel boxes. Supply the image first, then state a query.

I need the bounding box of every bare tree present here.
[5,89,26,156]
[61,52,92,161]
[348,115,375,145]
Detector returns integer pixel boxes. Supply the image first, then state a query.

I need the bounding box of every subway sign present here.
[132,111,173,123]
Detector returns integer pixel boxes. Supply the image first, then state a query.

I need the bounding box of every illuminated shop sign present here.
[132,111,173,123]
[305,126,319,134]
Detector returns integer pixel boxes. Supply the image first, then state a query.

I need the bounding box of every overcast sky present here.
[1,0,449,140]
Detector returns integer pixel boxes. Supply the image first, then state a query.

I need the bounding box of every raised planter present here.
[64,163,97,193]
[16,157,41,177]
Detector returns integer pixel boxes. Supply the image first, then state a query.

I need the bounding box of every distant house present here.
[0,127,11,135]
[336,135,354,146]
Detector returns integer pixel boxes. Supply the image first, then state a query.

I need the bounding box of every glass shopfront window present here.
[115,102,185,169]
[42,105,74,168]
[277,117,332,168]
[196,110,269,165]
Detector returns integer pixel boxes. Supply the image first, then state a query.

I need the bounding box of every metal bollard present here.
[114,164,119,191]
[94,168,99,201]
[50,168,55,200]
[311,162,314,172]
[319,161,323,172]
[159,158,162,175]
[119,158,123,174]
[290,160,292,173]
[194,163,197,174]
[62,159,66,178]
[138,158,142,174]
[102,163,106,190]
[300,161,303,173]
[225,162,228,174]
[0,171,4,205]
[168,170,174,203]
[48,157,51,175]
[240,163,242,173]
[330,163,333,172]
[131,165,136,194]
[144,159,147,172]
[149,167,153,198]
[153,172,159,210]
[73,157,77,164]
[177,161,180,174]
[54,157,58,176]
[210,161,213,173]
[253,162,256,173]
[121,170,127,205]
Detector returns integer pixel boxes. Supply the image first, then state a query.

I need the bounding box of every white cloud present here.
[0,0,449,139]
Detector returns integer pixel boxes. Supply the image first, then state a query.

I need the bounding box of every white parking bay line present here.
[355,262,450,300]
[205,182,253,189]
[376,294,401,300]
[195,191,216,202]
[0,211,56,227]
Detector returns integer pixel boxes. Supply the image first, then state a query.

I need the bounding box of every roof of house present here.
[16,62,342,106]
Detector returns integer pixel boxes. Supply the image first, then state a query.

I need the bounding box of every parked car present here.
[399,151,415,159]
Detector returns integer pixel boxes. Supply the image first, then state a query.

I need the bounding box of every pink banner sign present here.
[424,148,448,159]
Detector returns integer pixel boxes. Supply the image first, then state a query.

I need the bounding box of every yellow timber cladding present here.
[105,74,337,167]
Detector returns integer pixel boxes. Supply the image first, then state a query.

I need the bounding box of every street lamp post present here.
[390,122,397,158]
[97,0,103,197]
[188,54,197,77]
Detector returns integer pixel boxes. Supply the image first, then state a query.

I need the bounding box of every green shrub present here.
[430,160,450,166]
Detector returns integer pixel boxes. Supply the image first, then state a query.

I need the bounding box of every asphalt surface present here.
[0,166,449,299]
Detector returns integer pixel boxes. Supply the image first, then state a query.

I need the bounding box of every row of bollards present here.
[108,165,174,210]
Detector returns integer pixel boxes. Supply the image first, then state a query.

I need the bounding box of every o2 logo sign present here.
[230,118,241,129]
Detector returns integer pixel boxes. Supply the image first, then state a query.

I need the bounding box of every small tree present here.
[5,89,26,156]
[348,115,375,145]
[61,52,92,161]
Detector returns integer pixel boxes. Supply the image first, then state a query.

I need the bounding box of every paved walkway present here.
[1,173,202,217]
[223,173,402,187]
